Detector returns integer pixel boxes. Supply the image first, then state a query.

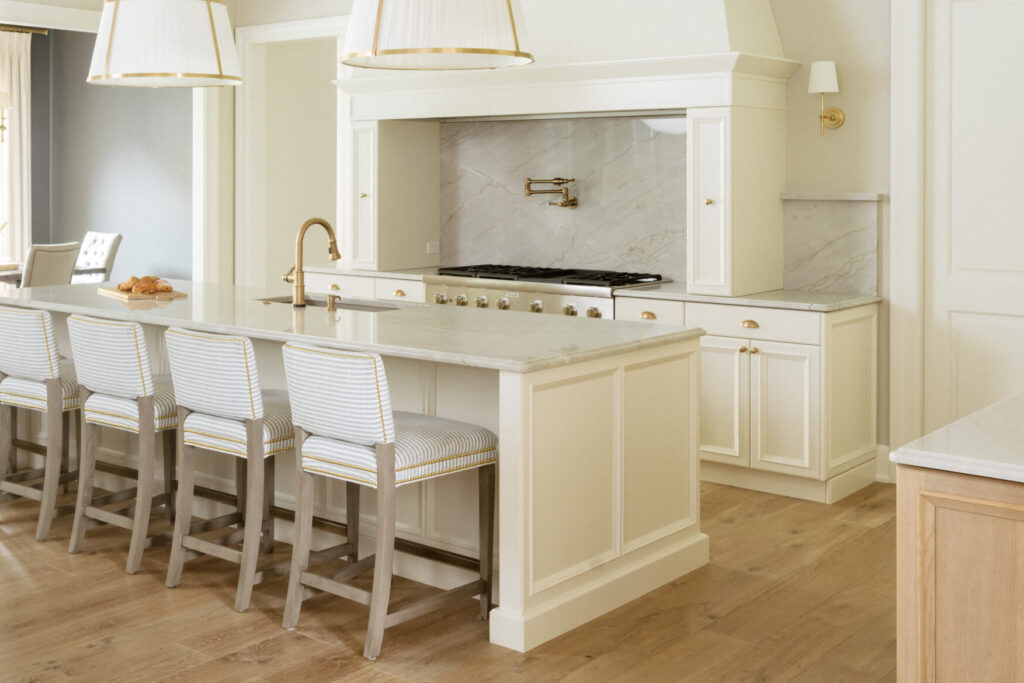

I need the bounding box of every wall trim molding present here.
[0,1,99,32]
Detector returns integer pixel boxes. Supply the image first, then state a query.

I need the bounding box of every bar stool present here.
[280,343,497,660]
[66,315,178,573]
[0,305,80,541]
[164,327,293,612]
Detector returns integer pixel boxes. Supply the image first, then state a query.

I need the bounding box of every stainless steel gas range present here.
[425,265,664,318]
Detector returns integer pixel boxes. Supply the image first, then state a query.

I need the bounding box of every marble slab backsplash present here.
[440,116,688,281]
[783,199,880,296]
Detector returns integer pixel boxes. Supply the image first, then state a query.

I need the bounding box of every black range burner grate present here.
[562,271,663,287]
[439,264,663,287]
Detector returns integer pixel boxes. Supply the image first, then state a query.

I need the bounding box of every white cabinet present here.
[342,120,441,272]
[686,107,786,297]
[698,335,750,467]
[304,272,427,303]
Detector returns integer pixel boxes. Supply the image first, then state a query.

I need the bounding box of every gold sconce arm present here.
[818,93,845,136]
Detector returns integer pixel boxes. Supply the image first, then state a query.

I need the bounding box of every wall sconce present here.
[0,92,11,143]
[807,61,844,136]
[525,177,578,209]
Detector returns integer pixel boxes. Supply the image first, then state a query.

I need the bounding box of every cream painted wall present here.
[770,0,891,194]
[227,0,352,27]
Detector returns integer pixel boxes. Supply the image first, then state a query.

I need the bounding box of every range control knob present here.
[563,304,578,317]
[475,296,489,308]
[586,307,603,319]
[454,294,469,307]
[530,300,543,313]
[497,297,511,310]
[434,293,449,305]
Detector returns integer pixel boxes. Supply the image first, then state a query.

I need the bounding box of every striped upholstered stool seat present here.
[183,391,293,458]
[0,305,81,542]
[302,411,496,487]
[83,375,177,433]
[281,343,497,660]
[0,359,81,413]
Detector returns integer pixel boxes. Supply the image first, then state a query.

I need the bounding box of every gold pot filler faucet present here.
[525,177,578,208]
[282,217,341,308]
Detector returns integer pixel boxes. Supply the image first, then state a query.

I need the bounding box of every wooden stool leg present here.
[235,458,247,522]
[126,396,156,574]
[364,442,396,661]
[261,454,275,554]
[478,464,495,620]
[35,380,64,541]
[283,428,312,630]
[60,412,71,493]
[0,402,11,484]
[162,429,176,523]
[346,481,360,563]
[69,391,97,554]
[6,404,16,475]
[234,418,265,612]
[166,408,195,588]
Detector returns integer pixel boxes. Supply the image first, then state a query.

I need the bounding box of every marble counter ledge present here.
[304,266,438,281]
[614,281,881,312]
[0,281,703,374]
[890,392,1024,485]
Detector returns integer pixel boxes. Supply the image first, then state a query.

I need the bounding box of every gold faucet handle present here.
[282,265,296,284]
[327,294,340,312]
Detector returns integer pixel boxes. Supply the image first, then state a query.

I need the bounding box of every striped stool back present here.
[67,315,154,398]
[165,328,264,420]
[0,306,62,381]
[282,343,394,446]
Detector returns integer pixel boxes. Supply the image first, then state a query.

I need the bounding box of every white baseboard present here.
[875,444,895,483]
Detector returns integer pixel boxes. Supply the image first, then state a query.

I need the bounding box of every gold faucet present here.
[283,217,341,307]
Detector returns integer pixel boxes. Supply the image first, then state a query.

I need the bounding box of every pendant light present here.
[88,0,242,87]
[342,0,534,71]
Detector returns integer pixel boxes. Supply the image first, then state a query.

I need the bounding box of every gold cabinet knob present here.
[359,193,368,199]
[640,311,657,320]
[393,289,406,297]
[329,284,340,291]
[738,346,748,353]
[705,198,714,206]
[530,300,543,313]
[750,347,760,354]
[434,293,448,304]
[741,320,759,329]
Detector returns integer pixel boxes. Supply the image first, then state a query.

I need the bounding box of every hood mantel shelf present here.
[340,51,799,121]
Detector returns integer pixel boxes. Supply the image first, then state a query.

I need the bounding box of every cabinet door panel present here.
[699,335,749,467]
[350,122,377,267]
[750,341,820,479]
[687,110,729,294]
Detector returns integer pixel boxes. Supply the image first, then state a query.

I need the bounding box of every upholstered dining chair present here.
[21,242,80,288]
[72,232,123,284]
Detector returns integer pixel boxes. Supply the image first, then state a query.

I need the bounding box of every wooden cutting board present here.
[0,262,19,272]
[97,287,188,302]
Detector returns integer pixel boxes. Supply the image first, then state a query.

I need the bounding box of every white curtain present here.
[0,32,31,263]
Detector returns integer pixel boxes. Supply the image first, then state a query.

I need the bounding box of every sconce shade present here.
[0,92,11,110]
[807,61,839,94]
[342,0,534,70]
[88,0,242,87]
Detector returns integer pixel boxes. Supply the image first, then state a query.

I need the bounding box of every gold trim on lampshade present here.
[88,0,242,88]
[342,0,534,71]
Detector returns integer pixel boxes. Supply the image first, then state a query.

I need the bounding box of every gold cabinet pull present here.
[640,311,657,320]
[705,198,714,205]
[741,320,759,329]
[393,289,406,297]
[750,347,760,354]
[329,284,340,291]
[359,193,368,198]
[738,346,748,353]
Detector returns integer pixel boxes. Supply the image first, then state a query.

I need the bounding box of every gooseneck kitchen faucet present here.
[282,217,341,307]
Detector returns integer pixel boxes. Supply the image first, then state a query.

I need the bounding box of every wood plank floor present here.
[0,481,896,682]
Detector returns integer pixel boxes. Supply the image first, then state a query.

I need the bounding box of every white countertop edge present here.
[0,291,705,374]
[889,448,1024,486]
[614,286,881,312]
[780,192,888,202]
[304,266,435,281]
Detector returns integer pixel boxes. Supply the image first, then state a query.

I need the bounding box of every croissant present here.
[155,280,173,293]
[132,281,159,295]
[118,276,140,292]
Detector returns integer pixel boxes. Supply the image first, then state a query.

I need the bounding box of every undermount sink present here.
[257,296,398,312]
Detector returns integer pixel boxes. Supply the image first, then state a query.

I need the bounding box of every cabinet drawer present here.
[304,273,375,299]
[685,303,821,345]
[374,278,426,303]
[614,297,685,324]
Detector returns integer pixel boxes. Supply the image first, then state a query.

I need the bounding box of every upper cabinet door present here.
[698,335,750,467]
[349,121,378,268]
[749,341,821,479]
[687,108,729,295]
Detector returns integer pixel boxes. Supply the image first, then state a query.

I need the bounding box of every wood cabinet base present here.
[897,465,1024,682]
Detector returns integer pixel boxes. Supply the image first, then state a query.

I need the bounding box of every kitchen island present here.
[0,280,708,651]
[891,393,1024,681]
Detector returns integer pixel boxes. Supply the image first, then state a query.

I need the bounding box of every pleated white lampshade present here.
[342,0,534,70]
[88,0,242,87]
[0,92,12,110]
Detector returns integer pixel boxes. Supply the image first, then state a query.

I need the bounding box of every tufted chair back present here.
[73,232,123,284]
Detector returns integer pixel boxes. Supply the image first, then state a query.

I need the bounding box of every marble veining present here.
[783,199,880,296]
[440,116,687,280]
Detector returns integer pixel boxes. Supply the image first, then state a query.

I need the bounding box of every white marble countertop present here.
[305,266,437,281]
[0,281,703,374]
[891,392,1024,484]
[614,281,881,312]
